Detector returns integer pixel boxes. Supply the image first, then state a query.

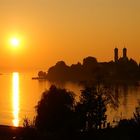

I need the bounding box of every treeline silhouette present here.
[38,56,140,84]
[19,85,140,140]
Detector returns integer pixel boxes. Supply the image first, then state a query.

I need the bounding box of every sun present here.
[10,38,20,47]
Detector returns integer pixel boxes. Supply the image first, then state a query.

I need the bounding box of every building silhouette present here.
[114,48,118,62]
[123,47,127,58]
[114,47,128,62]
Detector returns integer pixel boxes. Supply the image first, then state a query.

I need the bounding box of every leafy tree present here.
[76,85,116,131]
[35,85,75,132]
[133,100,140,127]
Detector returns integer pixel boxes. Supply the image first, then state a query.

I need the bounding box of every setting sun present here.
[10,38,20,47]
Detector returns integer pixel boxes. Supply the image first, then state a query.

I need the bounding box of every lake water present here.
[0,71,140,127]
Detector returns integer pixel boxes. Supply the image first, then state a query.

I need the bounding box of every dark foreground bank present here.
[0,125,22,140]
[0,125,140,140]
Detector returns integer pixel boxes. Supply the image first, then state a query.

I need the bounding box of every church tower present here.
[123,47,127,58]
[114,47,118,62]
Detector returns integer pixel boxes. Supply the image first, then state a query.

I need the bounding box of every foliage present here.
[75,85,116,131]
[38,71,47,78]
[35,85,75,132]
[133,100,140,126]
[23,117,35,128]
[34,84,118,133]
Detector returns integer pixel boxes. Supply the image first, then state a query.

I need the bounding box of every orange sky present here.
[0,0,140,71]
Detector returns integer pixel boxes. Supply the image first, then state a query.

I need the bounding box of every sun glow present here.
[12,72,20,127]
[10,38,20,47]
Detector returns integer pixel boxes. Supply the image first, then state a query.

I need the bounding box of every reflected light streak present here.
[12,72,20,127]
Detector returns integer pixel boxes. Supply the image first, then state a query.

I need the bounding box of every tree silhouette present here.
[38,71,47,78]
[133,100,140,127]
[75,85,116,131]
[35,85,75,132]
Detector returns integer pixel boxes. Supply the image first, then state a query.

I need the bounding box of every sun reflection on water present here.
[12,72,20,127]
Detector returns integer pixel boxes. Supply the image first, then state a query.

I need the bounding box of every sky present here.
[0,0,140,70]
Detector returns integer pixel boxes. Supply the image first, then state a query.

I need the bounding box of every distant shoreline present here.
[32,76,140,87]
[32,77,47,80]
[33,54,140,86]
